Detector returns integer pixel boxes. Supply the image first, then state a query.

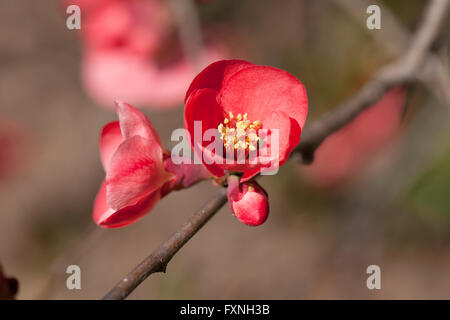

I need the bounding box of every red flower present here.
[93,101,210,228]
[184,60,308,181]
[227,176,269,226]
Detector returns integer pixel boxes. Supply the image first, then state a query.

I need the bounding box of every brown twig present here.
[103,188,227,300]
[168,0,204,68]
[295,0,449,163]
[103,0,448,300]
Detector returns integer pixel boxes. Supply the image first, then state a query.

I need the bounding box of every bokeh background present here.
[0,0,449,299]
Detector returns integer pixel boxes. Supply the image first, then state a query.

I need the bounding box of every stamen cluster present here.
[218,112,261,152]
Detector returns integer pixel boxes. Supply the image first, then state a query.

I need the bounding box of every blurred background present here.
[0,0,449,299]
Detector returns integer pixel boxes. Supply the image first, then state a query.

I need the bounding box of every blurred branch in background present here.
[332,0,409,56]
[295,0,449,163]
[38,225,104,299]
[294,0,450,291]
[311,98,450,287]
[328,0,450,207]
[332,0,450,106]
[168,0,204,67]
[103,0,449,300]
[316,0,450,281]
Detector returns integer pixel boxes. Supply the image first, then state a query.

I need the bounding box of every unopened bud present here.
[227,176,269,226]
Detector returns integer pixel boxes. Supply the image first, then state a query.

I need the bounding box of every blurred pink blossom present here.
[68,0,226,109]
[82,46,223,109]
[0,119,29,180]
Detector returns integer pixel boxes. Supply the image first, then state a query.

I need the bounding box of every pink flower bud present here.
[227,176,269,226]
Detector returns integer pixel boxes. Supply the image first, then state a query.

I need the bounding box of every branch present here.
[296,0,449,163]
[331,0,450,107]
[102,0,448,300]
[103,188,227,300]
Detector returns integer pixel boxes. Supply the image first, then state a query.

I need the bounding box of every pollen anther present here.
[218,113,261,152]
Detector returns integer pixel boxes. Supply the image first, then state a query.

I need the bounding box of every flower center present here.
[218,112,262,152]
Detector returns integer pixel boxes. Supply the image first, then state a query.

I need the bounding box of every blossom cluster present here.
[93,60,308,227]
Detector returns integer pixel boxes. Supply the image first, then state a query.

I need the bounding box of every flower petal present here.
[185,59,253,102]
[106,135,173,210]
[218,65,308,129]
[115,101,162,144]
[99,121,123,172]
[262,111,302,165]
[238,112,301,182]
[240,168,262,183]
[93,180,161,228]
[184,88,226,178]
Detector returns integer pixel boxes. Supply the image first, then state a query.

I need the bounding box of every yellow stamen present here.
[217,112,262,152]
